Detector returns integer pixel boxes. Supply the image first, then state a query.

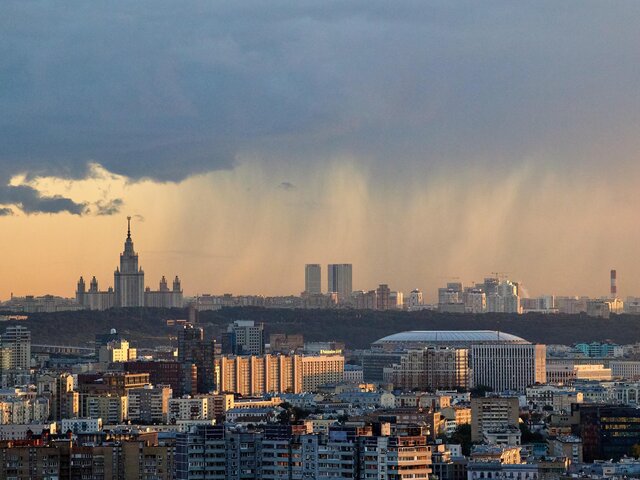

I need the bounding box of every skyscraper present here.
[327,264,353,301]
[76,217,183,310]
[376,284,391,310]
[114,217,145,307]
[2,325,31,370]
[304,264,322,294]
[178,324,216,394]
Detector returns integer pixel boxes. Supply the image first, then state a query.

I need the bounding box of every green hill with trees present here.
[3,307,640,349]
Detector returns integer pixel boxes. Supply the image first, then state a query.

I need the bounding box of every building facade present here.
[327,264,353,302]
[225,320,265,356]
[383,347,470,391]
[470,397,520,443]
[127,384,172,424]
[2,326,31,370]
[576,404,640,461]
[304,264,322,294]
[217,354,344,396]
[471,343,546,392]
[178,325,216,394]
[175,424,432,480]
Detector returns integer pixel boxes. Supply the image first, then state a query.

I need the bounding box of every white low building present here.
[168,397,209,422]
[60,418,102,434]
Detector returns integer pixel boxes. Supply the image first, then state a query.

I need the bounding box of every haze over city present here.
[9,3,640,479]
[2,2,640,300]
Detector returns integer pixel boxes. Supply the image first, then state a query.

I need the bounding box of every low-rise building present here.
[168,397,208,422]
[549,435,583,464]
[343,364,364,384]
[60,417,102,434]
[471,397,520,443]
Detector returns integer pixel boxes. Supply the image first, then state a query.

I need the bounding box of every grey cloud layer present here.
[2,1,640,213]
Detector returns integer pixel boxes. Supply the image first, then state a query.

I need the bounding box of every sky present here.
[2,1,640,301]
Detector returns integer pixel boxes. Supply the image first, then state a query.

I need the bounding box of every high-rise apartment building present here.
[383,347,471,391]
[2,325,31,370]
[376,284,391,310]
[327,264,353,301]
[408,289,423,309]
[438,282,463,311]
[305,264,322,294]
[84,394,128,424]
[226,320,265,356]
[177,325,216,394]
[464,288,487,313]
[471,343,546,391]
[176,425,432,480]
[36,372,77,420]
[217,353,344,396]
[124,360,196,397]
[127,384,172,424]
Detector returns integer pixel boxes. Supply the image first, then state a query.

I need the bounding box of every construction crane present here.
[490,271,509,281]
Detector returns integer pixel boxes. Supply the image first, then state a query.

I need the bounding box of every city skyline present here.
[6,3,640,478]
[0,214,632,303]
[3,3,640,300]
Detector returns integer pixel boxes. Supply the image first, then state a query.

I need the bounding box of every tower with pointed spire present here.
[114,216,145,307]
[75,216,183,310]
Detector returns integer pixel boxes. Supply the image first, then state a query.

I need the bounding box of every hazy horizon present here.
[2,2,640,302]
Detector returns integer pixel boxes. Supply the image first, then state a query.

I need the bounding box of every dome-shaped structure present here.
[372,330,529,351]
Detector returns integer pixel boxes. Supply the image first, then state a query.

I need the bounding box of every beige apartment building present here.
[471,397,520,442]
[383,347,470,391]
[216,354,344,395]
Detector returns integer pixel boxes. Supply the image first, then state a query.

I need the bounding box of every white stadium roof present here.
[373,330,529,345]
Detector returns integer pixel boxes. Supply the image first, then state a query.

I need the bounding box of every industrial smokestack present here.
[611,269,617,298]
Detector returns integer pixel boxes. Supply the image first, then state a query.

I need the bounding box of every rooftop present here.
[373,330,529,345]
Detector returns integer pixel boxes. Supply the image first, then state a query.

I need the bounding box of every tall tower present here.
[76,276,86,305]
[2,325,31,370]
[327,264,353,302]
[305,264,322,294]
[114,216,145,307]
[611,269,617,298]
[178,324,216,393]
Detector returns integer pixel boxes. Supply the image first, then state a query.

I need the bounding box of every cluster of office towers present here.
[304,264,353,299]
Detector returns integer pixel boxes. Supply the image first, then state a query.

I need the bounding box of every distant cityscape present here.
[0,224,637,480]
[0,220,639,478]
[0,220,636,319]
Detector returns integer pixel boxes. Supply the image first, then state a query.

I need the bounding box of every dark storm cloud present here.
[278,182,296,191]
[93,198,124,216]
[0,184,86,215]
[2,1,640,212]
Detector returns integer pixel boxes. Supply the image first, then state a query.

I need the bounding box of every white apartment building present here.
[168,397,209,422]
[471,343,546,392]
[2,326,31,370]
